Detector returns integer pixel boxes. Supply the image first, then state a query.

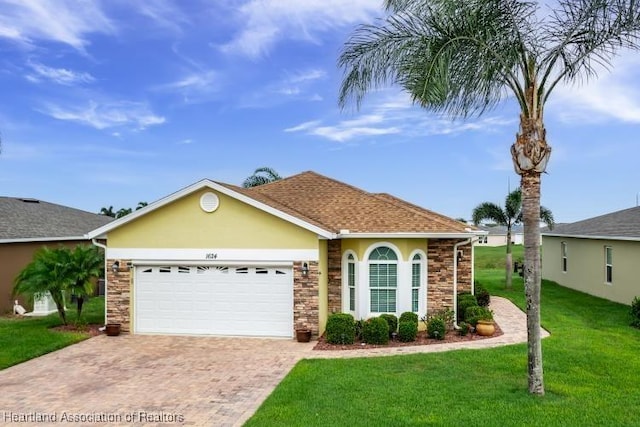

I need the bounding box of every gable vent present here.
[200,192,219,213]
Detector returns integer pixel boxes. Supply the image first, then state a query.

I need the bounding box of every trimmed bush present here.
[362,317,389,345]
[631,296,640,328]
[325,313,355,344]
[427,317,446,340]
[458,321,470,336]
[475,282,491,307]
[380,313,398,335]
[465,306,494,326]
[398,321,417,342]
[399,311,419,326]
[457,293,478,322]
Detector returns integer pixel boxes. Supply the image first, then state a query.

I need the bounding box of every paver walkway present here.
[0,297,547,427]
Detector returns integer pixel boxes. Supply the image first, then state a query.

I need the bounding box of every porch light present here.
[456,250,463,264]
[111,260,120,273]
[302,262,309,277]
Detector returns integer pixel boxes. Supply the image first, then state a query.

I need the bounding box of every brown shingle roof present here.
[221,171,472,234]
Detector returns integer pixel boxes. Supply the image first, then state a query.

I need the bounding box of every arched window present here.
[369,246,398,313]
[347,253,356,311]
[411,253,422,312]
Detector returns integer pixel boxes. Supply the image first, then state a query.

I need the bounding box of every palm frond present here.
[540,206,555,229]
[472,202,508,226]
[504,188,522,222]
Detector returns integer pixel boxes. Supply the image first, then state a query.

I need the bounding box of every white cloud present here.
[549,53,640,123]
[286,92,515,142]
[26,61,94,85]
[155,70,219,103]
[240,67,328,108]
[40,100,165,130]
[0,0,115,51]
[133,0,188,34]
[220,0,381,58]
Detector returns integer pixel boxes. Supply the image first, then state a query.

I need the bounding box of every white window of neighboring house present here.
[605,246,613,284]
[369,246,398,313]
[561,242,568,272]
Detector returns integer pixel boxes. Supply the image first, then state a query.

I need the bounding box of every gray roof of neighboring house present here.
[478,225,524,235]
[542,206,640,240]
[0,197,113,242]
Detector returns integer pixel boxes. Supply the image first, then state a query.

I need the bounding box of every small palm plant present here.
[242,167,282,188]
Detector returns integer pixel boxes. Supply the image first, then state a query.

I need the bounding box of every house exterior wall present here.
[427,239,472,313]
[318,239,329,335]
[326,239,342,317]
[341,238,428,261]
[0,240,95,313]
[106,258,132,332]
[542,235,640,305]
[108,189,318,249]
[293,261,319,338]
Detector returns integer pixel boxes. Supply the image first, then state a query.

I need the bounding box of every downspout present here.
[453,238,473,329]
[91,238,108,327]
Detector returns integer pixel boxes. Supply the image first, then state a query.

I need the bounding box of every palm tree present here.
[67,245,103,320]
[136,201,148,210]
[100,206,115,217]
[14,247,71,325]
[115,207,132,218]
[338,0,640,394]
[472,188,554,289]
[242,167,282,188]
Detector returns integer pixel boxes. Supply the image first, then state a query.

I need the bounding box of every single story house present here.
[474,225,524,246]
[0,197,112,313]
[87,171,481,338]
[542,206,640,305]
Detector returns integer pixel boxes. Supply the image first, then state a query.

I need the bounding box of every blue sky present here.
[1,0,640,224]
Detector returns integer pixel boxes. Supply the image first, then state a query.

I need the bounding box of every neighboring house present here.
[0,197,113,313]
[542,206,640,305]
[474,225,524,246]
[87,171,481,338]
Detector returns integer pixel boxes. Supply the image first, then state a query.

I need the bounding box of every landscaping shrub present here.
[325,313,355,344]
[458,321,470,336]
[631,296,640,328]
[457,293,479,322]
[362,317,389,345]
[355,319,365,341]
[380,313,398,335]
[465,306,493,326]
[475,282,491,307]
[427,317,446,340]
[398,320,417,342]
[399,311,419,326]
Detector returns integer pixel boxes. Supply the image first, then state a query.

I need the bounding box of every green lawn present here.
[247,246,640,426]
[0,296,104,370]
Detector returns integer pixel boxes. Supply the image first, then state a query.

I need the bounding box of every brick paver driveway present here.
[0,335,315,427]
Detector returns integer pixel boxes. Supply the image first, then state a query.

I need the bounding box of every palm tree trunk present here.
[505,228,513,289]
[521,172,544,395]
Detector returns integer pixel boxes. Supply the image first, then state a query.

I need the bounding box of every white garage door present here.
[134,265,293,337]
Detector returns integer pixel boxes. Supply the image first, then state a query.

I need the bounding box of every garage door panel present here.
[134,265,293,337]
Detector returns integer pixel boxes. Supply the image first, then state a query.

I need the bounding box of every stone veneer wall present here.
[106,259,132,333]
[427,240,473,313]
[327,240,342,315]
[293,261,319,338]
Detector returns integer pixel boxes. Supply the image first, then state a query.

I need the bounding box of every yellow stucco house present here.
[542,206,640,306]
[87,171,481,338]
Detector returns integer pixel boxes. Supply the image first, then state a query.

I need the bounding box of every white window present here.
[347,254,356,312]
[561,242,567,273]
[411,254,422,312]
[605,246,613,284]
[369,246,398,313]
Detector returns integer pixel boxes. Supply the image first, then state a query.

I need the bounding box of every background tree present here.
[115,207,132,218]
[472,188,554,289]
[242,167,282,188]
[100,206,115,217]
[339,0,640,394]
[136,201,148,210]
[13,247,71,325]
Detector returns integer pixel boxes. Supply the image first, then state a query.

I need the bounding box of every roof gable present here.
[88,172,479,239]
[0,197,113,242]
[542,206,640,240]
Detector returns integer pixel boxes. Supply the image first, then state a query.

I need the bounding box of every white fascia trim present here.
[86,179,335,240]
[0,236,87,244]
[338,232,481,239]
[106,248,319,262]
[542,233,640,242]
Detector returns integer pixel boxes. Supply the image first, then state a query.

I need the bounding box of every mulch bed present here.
[51,324,103,337]
[313,323,503,351]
